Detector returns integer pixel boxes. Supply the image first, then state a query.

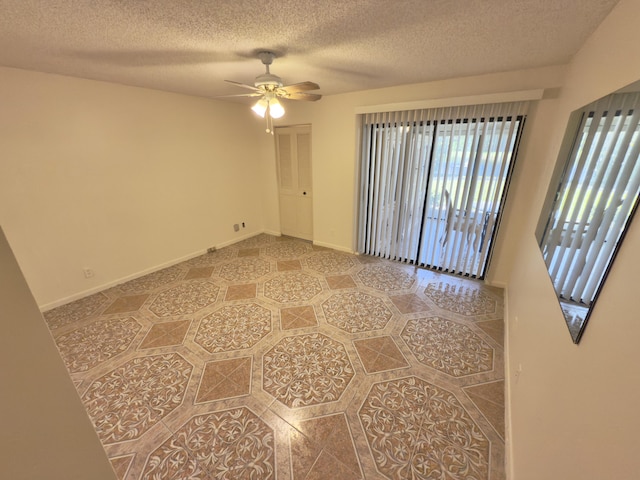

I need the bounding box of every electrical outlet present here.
[242,222,245,228]
[233,224,240,232]
[83,268,95,279]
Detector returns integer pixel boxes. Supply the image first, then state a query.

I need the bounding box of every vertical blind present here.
[540,92,640,305]
[358,101,528,278]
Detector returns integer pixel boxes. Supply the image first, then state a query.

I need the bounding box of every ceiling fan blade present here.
[224,80,261,92]
[216,93,264,98]
[278,81,320,94]
[285,92,322,102]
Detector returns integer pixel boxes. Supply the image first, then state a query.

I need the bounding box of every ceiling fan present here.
[223,51,321,133]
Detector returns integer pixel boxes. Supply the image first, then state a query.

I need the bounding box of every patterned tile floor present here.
[44,234,505,480]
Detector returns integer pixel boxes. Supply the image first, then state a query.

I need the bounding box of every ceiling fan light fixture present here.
[225,51,320,134]
[268,98,285,118]
[251,98,269,118]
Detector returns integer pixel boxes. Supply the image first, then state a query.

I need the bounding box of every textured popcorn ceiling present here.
[0,0,620,100]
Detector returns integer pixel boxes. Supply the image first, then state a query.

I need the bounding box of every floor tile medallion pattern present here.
[118,265,184,293]
[322,291,393,333]
[149,282,220,317]
[142,407,275,479]
[195,303,272,353]
[305,251,356,274]
[44,235,506,479]
[401,317,494,377]
[359,376,489,479]
[82,353,192,444]
[263,333,354,408]
[219,257,271,282]
[263,272,322,303]
[265,241,311,259]
[45,291,109,330]
[54,317,142,372]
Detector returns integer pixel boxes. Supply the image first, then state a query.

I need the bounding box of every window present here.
[358,102,528,278]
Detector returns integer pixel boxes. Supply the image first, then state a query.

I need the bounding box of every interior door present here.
[275,125,313,240]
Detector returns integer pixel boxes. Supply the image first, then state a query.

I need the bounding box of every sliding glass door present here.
[358,102,527,278]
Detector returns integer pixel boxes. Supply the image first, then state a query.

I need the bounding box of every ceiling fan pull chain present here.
[266,106,273,134]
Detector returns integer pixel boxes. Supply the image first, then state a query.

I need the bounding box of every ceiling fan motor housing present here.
[254,72,283,88]
[223,50,320,103]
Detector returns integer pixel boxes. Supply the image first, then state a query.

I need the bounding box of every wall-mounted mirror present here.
[536,81,640,343]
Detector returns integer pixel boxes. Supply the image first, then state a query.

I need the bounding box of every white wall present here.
[506,0,640,478]
[0,226,116,480]
[0,67,277,308]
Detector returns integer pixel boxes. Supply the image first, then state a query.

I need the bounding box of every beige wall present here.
[279,66,566,285]
[0,67,277,308]
[506,0,640,478]
[0,226,116,480]
[0,63,567,307]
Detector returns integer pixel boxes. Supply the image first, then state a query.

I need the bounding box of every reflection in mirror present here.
[536,83,640,343]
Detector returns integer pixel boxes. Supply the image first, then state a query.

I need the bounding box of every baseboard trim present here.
[485,279,508,289]
[312,240,355,254]
[40,231,354,312]
[503,286,515,480]
[40,230,287,312]
[39,248,209,312]
[215,230,268,249]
